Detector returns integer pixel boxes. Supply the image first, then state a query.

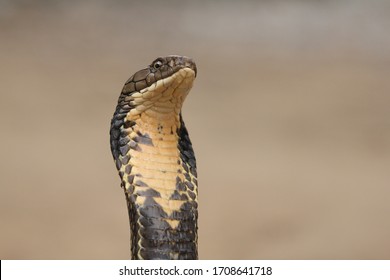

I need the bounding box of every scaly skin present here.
[110,56,198,259]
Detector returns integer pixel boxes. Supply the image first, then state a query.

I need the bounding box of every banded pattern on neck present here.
[110,55,198,259]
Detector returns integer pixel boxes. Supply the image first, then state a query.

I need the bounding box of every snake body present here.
[110,55,198,260]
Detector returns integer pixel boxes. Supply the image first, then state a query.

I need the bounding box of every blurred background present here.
[1,0,390,259]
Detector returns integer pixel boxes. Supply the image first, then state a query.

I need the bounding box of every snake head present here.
[150,55,197,77]
[122,55,197,94]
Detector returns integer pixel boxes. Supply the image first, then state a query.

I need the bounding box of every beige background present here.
[1,0,389,259]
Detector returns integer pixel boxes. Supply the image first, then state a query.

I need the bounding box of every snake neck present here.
[118,110,198,260]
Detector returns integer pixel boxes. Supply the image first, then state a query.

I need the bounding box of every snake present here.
[109,55,198,260]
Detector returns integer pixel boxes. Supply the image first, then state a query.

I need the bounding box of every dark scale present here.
[119,145,130,156]
[185,181,195,191]
[188,191,196,200]
[136,188,161,198]
[124,120,136,129]
[127,175,134,184]
[125,165,132,174]
[134,180,148,187]
[134,134,154,146]
[176,177,187,191]
[184,173,191,182]
[121,155,130,165]
[169,190,189,201]
[119,136,130,146]
[182,163,189,173]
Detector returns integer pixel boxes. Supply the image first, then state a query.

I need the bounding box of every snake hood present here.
[110,55,199,260]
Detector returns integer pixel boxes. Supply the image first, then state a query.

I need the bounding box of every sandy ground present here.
[1,0,390,259]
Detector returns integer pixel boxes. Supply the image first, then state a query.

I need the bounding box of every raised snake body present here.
[110,55,198,260]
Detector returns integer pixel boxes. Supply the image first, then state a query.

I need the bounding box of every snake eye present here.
[153,60,163,70]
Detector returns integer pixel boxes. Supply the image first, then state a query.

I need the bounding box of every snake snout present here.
[169,55,197,77]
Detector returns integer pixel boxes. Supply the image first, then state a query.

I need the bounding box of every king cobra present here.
[109,55,198,260]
